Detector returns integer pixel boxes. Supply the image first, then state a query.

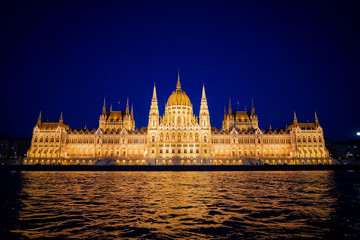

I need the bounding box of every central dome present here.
[167,73,191,107]
[167,91,191,106]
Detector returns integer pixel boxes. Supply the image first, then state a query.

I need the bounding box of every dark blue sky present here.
[1,1,359,141]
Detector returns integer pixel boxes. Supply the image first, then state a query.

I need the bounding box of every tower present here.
[250,99,259,129]
[199,84,210,128]
[99,98,107,130]
[315,112,319,128]
[293,111,298,125]
[123,98,135,131]
[37,111,42,127]
[102,98,106,116]
[59,112,63,125]
[148,83,159,129]
[222,106,227,129]
[227,98,234,129]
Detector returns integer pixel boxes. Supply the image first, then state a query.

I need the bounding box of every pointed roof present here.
[131,104,134,120]
[224,105,227,119]
[228,98,232,115]
[315,112,319,127]
[59,112,63,124]
[176,70,181,92]
[294,111,298,124]
[152,83,157,101]
[201,84,207,101]
[37,111,42,126]
[126,98,129,115]
[102,98,106,115]
[110,104,112,112]
[251,98,255,116]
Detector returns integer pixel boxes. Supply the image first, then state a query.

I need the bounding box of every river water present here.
[1,171,360,239]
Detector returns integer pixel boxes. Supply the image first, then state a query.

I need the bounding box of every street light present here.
[357,132,360,136]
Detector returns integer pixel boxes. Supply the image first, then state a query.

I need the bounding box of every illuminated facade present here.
[25,73,332,165]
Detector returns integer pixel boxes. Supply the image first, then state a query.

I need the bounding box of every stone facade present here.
[25,74,331,165]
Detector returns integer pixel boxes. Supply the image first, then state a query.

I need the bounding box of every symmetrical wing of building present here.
[25,74,332,165]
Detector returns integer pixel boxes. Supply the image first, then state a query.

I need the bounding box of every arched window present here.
[204,135,207,142]
[151,135,155,143]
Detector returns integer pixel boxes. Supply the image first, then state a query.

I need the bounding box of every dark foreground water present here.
[1,171,360,239]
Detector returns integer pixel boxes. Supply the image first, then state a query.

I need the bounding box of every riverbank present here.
[1,164,360,171]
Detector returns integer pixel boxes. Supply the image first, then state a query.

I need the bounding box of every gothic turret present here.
[126,98,129,115]
[315,112,319,127]
[250,99,259,129]
[131,104,134,121]
[148,83,159,128]
[37,111,42,127]
[251,99,255,117]
[293,111,298,125]
[199,84,210,128]
[228,98,233,116]
[102,98,106,116]
[59,112,63,125]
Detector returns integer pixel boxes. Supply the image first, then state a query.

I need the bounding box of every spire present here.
[201,84,207,100]
[228,98,232,115]
[315,112,319,127]
[131,104,134,120]
[59,112,63,124]
[102,98,106,115]
[110,104,112,112]
[152,83,157,101]
[126,98,129,115]
[294,111,298,124]
[176,70,181,91]
[37,111,42,126]
[224,105,227,119]
[84,124,87,129]
[245,105,247,112]
[251,98,255,117]
[269,124,272,130]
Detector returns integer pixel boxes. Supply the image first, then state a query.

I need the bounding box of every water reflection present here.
[1,171,360,239]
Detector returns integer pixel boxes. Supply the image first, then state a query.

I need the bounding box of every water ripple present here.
[1,171,360,239]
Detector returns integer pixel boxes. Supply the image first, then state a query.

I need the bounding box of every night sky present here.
[1,1,359,141]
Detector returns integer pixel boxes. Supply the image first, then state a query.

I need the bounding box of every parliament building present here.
[25,73,332,165]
